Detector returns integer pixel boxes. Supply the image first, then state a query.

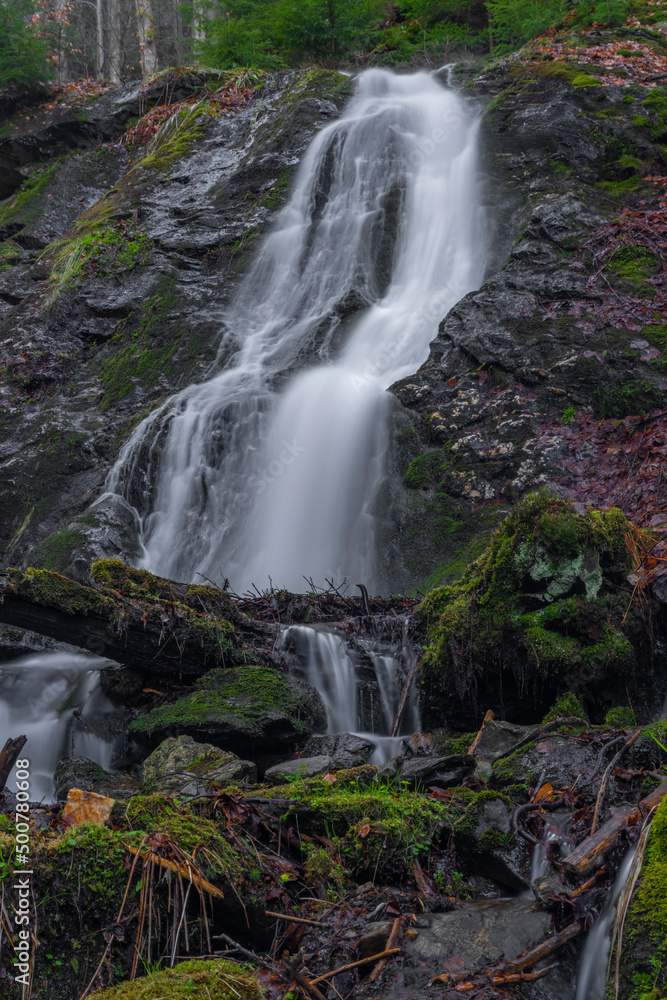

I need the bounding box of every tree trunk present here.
[108,0,122,83]
[136,0,158,77]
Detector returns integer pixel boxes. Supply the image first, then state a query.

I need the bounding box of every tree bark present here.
[135,0,158,77]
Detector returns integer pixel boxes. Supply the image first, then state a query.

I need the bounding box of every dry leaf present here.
[322,772,337,784]
[533,782,554,803]
[358,822,371,839]
[62,788,115,827]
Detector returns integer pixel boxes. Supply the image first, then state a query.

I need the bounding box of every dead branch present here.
[0,736,27,793]
[368,917,401,983]
[265,910,324,927]
[310,948,402,984]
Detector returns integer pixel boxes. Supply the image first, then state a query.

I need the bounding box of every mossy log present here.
[0,560,249,677]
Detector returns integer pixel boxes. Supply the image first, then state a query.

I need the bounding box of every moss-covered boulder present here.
[129,665,326,761]
[141,735,257,794]
[88,959,265,1000]
[616,795,667,1000]
[417,494,655,727]
[453,791,529,892]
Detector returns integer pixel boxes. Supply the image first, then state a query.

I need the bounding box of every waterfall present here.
[575,848,637,1000]
[103,68,486,593]
[280,623,419,760]
[0,653,119,801]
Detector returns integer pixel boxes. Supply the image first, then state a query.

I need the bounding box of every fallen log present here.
[390,655,420,737]
[562,781,667,879]
[0,563,244,677]
[453,963,558,992]
[0,736,27,793]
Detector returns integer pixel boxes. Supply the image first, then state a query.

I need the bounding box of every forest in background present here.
[3,0,667,94]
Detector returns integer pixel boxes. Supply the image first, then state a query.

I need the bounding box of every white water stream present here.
[0,654,118,801]
[575,848,637,1000]
[103,68,486,593]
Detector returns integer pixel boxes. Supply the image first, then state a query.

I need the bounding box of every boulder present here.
[53,756,139,801]
[141,735,257,795]
[264,755,336,785]
[129,665,327,760]
[397,754,475,789]
[471,720,539,764]
[406,898,550,970]
[454,793,531,892]
[302,733,375,768]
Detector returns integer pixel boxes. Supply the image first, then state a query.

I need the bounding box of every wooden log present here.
[0,736,27,793]
[0,566,244,677]
[562,781,667,879]
[283,956,327,1000]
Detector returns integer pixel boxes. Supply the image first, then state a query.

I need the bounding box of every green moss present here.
[137,101,211,172]
[453,790,515,846]
[492,743,536,787]
[8,567,110,615]
[616,795,667,1000]
[0,160,63,231]
[128,665,311,740]
[88,959,265,1000]
[96,276,212,410]
[605,705,637,728]
[607,243,659,285]
[592,378,664,418]
[416,494,634,719]
[31,527,85,573]
[44,219,152,303]
[542,693,587,724]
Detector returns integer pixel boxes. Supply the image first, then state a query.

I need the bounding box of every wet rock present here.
[141,734,257,794]
[454,793,531,892]
[406,898,550,970]
[129,666,327,761]
[99,665,144,707]
[302,733,375,768]
[53,756,139,800]
[401,731,438,757]
[472,720,540,763]
[0,625,80,662]
[356,921,394,958]
[264,755,336,785]
[491,737,601,803]
[397,753,475,789]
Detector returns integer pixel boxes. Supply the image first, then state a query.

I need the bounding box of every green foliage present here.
[561,406,576,424]
[542,692,588,724]
[0,0,51,90]
[486,0,566,50]
[605,705,636,728]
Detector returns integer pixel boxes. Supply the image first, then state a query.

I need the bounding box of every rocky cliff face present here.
[383,42,667,594]
[0,67,351,578]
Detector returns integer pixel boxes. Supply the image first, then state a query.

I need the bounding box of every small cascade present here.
[280,623,419,762]
[575,848,637,1000]
[531,814,574,882]
[0,653,120,801]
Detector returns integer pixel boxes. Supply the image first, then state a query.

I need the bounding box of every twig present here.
[283,956,327,1000]
[591,731,640,834]
[265,910,324,927]
[310,948,401,984]
[468,710,494,755]
[368,918,401,983]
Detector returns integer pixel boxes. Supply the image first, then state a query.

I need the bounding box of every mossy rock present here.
[615,795,667,1000]
[88,959,265,1000]
[416,493,646,727]
[141,735,257,794]
[542,692,587,724]
[453,791,529,891]
[129,665,326,758]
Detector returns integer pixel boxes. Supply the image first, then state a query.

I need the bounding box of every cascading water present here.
[280,622,419,762]
[0,653,119,801]
[103,68,486,594]
[575,848,637,1000]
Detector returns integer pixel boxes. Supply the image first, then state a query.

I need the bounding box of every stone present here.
[99,666,145,707]
[397,754,475,789]
[264,755,336,785]
[129,666,327,760]
[141,735,257,795]
[53,756,139,801]
[472,720,539,764]
[302,733,375,768]
[356,921,394,958]
[454,794,531,892]
[406,898,550,970]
